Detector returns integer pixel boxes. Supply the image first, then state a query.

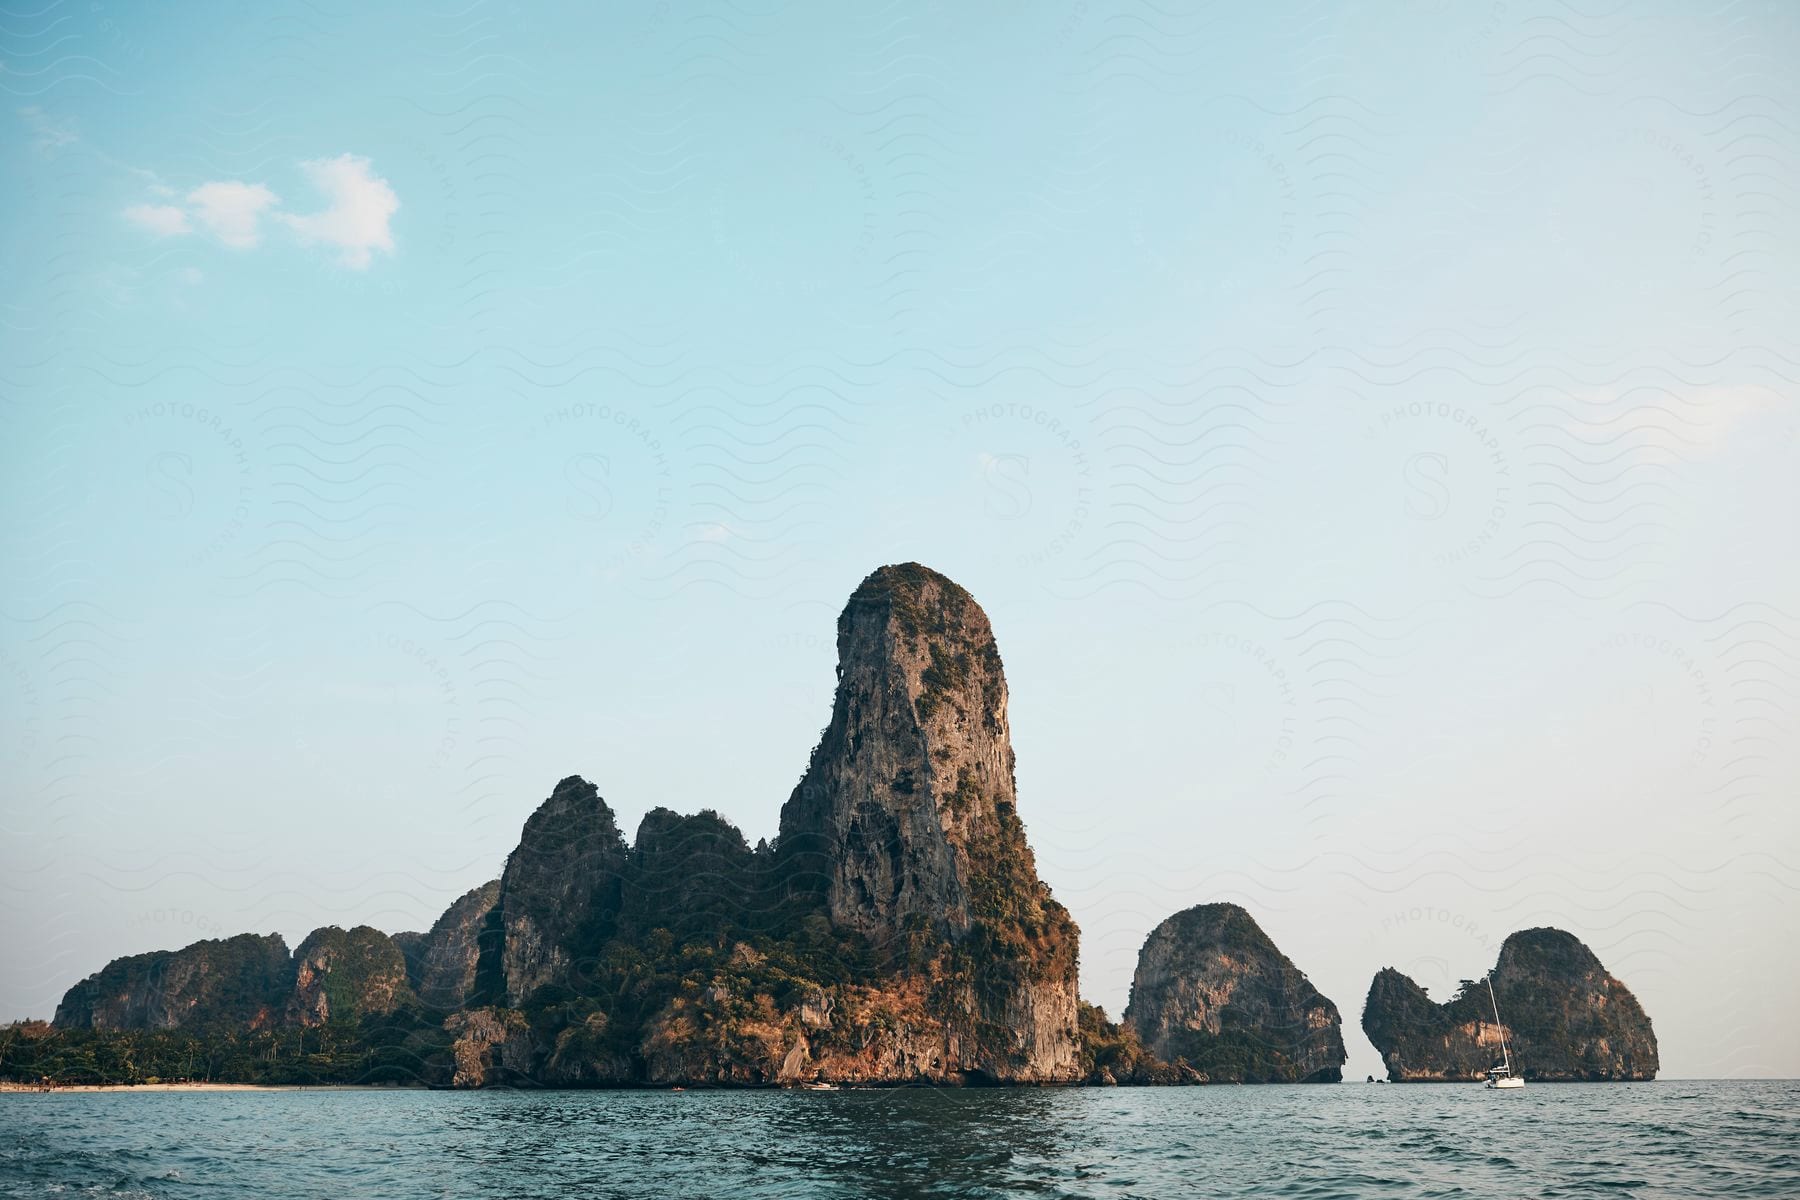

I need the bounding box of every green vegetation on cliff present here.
[2,1011,451,1087]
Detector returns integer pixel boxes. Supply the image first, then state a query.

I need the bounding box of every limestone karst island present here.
[2,565,1658,1088]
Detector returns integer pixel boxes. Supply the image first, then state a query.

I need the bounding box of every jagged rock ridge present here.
[1122,903,1346,1083]
[1361,927,1659,1082]
[39,564,1081,1087]
[52,933,293,1032]
[51,924,424,1037]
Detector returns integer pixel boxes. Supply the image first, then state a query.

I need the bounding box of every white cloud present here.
[186,181,279,249]
[123,203,191,237]
[278,154,398,269]
[119,154,398,269]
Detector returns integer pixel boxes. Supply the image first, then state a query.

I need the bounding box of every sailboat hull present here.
[1486,1076,1525,1089]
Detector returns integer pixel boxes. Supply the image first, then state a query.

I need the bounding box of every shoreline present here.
[1,1078,1694,1094]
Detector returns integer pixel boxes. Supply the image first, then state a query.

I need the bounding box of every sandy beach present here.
[0,1081,423,1093]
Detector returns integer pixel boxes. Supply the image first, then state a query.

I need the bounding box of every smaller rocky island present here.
[1361,927,1659,1082]
[1114,903,1346,1083]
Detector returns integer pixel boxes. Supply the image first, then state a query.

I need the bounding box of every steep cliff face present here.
[1362,928,1659,1081]
[444,1007,536,1088]
[487,776,629,1007]
[397,880,501,1009]
[287,926,414,1027]
[775,563,1081,1083]
[52,934,291,1031]
[1122,904,1346,1083]
[779,564,996,937]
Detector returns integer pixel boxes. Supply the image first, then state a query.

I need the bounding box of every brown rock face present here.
[781,565,997,937]
[490,776,629,1006]
[777,563,1081,1083]
[397,880,501,1009]
[1363,927,1659,1082]
[444,1007,535,1088]
[286,925,413,1028]
[52,934,291,1032]
[1123,903,1346,1083]
[637,970,972,1087]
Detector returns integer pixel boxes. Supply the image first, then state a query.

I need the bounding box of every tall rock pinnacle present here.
[483,775,629,1007]
[777,562,1080,1081]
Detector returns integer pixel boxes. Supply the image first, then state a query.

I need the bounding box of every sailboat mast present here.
[1486,972,1510,1071]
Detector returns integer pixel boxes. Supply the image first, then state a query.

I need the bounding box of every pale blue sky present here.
[3,1,1797,1080]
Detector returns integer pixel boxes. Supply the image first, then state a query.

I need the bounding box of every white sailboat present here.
[1483,972,1525,1090]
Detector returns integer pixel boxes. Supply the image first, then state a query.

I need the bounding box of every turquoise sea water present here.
[2,1081,1795,1198]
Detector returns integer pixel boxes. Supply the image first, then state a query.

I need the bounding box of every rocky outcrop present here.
[1077,1002,1190,1085]
[485,776,629,1007]
[52,934,291,1031]
[444,1007,535,1088]
[1122,903,1346,1083]
[1362,927,1659,1082]
[541,1005,633,1085]
[396,880,501,1009]
[286,925,414,1027]
[639,969,962,1087]
[775,563,1081,1083]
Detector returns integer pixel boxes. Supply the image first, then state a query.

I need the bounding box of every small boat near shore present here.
[1483,973,1525,1090]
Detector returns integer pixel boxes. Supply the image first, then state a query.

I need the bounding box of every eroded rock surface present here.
[397,880,501,1009]
[1123,903,1346,1083]
[445,1007,535,1088]
[486,776,629,1007]
[287,925,413,1027]
[775,563,1081,1082]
